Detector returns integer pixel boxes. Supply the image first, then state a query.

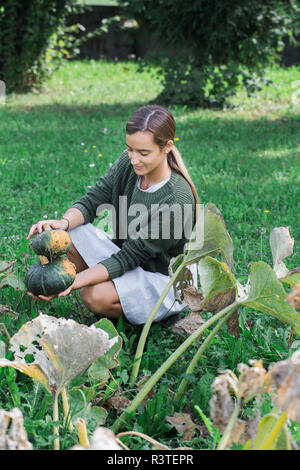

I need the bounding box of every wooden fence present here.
[67,5,300,65]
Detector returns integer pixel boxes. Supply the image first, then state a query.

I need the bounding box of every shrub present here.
[0,0,78,93]
[119,0,298,108]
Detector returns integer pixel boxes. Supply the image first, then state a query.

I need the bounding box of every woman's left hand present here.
[27,281,76,302]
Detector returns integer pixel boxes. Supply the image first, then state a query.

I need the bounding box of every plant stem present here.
[61,387,74,433]
[217,396,241,450]
[260,411,287,450]
[129,260,185,388]
[53,393,60,451]
[76,418,90,448]
[174,309,234,403]
[111,301,239,434]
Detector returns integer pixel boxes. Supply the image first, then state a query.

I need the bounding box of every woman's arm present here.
[61,207,85,231]
[28,263,110,301]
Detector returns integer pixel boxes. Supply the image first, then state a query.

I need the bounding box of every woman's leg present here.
[67,242,123,319]
[80,281,124,320]
[67,243,89,273]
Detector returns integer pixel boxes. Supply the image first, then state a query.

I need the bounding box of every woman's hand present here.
[27,265,109,302]
[27,219,69,241]
[27,279,76,302]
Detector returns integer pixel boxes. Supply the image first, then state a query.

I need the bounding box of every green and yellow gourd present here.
[25,224,76,296]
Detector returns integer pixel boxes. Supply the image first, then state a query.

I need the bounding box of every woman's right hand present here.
[27,219,69,241]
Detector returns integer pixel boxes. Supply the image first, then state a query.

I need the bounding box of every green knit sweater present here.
[71,149,195,280]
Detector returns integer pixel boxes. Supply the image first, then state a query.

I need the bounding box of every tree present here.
[0,0,77,93]
[119,0,299,108]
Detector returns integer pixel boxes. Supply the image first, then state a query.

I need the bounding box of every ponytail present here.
[167,145,200,224]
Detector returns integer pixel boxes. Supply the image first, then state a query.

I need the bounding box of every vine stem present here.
[217,396,241,450]
[76,418,90,448]
[129,261,185,388]
[53,392,60,451]
[260,411,287,450]
[61,387,74,433]
[111,301,239,434]
[173,308,235,403]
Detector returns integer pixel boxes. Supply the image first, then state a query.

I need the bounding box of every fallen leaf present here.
[172,311,204,339]
[166,412,196,441]
[105,395,131,413]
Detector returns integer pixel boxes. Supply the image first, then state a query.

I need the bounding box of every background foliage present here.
[0,0,78,93]
[118,0,300,108]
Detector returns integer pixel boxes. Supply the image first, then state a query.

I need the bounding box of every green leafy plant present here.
[112,205,300,434]
[0,314,120,449]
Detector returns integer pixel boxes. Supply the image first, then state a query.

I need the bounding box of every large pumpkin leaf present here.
[279,269,300,290]
[239,262,300,336]
[88,318,122,384]
[0,314,118,395]
[198,257,237,313]
[184,203,234,270]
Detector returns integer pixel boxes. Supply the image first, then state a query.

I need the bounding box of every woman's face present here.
[126,131,173,176]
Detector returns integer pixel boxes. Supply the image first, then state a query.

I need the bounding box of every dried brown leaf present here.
[0,408,32,450]
[172,311,204,339]
[268,351,300,422]
[209,370,239,435]
[166,412,196,441]
[226,308,240,338]
[201,286,236,313]
[105,395,131,414]
[238,360,267,403]
[183,286,204,312]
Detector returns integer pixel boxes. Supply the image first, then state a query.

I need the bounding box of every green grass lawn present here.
[0,59,300,450]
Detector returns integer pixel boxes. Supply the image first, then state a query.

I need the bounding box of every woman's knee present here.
[80,285,108,313]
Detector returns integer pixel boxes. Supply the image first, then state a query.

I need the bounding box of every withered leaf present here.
[105,395,131,413]
[268,350,300,422]
[197,257,237,314]
[226,309,240,338]
[0,408,33,450]
[183,285,203,311]
[172,311,204,339]
[270,227,294,274]
[166,412,196,441]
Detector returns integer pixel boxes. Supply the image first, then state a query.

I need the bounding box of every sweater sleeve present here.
[71,150,128,224]
[100,195,195,280]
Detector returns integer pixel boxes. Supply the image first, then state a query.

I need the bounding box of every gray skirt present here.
[68,223,198,325]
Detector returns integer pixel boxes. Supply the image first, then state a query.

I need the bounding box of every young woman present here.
[27,105,200,325]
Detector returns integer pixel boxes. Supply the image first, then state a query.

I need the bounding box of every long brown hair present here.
[126,105,200,224]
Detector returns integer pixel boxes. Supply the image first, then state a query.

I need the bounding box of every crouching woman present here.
[27,105,200,325]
